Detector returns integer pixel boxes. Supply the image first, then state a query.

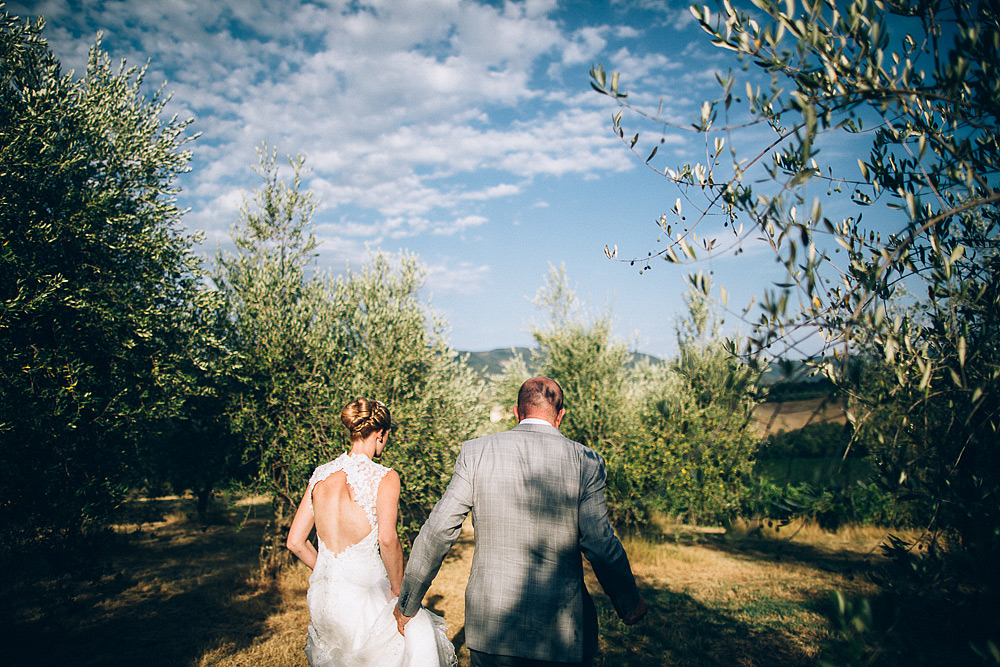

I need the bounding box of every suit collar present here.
[512,421,562,435]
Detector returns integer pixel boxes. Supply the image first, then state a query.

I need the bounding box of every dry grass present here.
[586,520,901,667]
[0,498,937,666]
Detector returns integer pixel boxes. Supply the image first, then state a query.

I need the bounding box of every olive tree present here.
[0,12,204,545]
[491,265,648,526]
[215,150,484,568]
[531,266,653,526]
[333,254,488,548]
[497,266,760,528]
[649,275,762,525]
[591,0,999,555]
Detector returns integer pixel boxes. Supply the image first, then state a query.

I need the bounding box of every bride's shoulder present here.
[309,453,349,483]
[369,458,393,478]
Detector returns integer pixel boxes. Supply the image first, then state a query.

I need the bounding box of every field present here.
[1,495,939,667]
[751,397,847,436]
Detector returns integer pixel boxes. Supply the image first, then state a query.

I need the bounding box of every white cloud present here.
[436,215,488,235]
[424,260,490,295]
[16,0,704,262]
[614,25,641,39]
[461,184,522,201]
[561,26,608,65]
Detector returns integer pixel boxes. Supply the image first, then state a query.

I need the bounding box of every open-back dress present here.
[303,452,456,667]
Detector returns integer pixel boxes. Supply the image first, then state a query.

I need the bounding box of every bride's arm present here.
[287,488,318,570]
[375,469,404,597]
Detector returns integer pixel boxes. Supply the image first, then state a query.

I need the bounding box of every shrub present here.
[760,422,856,460]
[0,15,204,546]
[215,151,484,567]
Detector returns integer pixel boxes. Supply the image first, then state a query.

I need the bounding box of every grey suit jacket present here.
[397,422,642,662]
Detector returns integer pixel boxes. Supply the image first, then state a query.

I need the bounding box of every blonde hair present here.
[341,398,391,441]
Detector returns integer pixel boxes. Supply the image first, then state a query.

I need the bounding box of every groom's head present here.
[515,376,565,428]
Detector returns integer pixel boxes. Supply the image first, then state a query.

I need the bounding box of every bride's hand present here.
[393,604,413,636]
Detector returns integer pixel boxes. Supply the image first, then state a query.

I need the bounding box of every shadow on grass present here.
[668,526,880,579]
[0,497,280,667]
[593,584,817,667]
[630,527,1000,666]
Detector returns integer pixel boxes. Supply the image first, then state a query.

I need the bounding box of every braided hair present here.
[341,398,391,441]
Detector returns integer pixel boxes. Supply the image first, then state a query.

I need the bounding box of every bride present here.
[287,398,456,667]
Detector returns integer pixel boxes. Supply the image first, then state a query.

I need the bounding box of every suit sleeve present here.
[578,448,643,620]
[397,443,474,616]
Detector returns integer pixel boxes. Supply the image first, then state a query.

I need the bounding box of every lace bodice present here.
[307,452,390,530]
[302,452,456,667]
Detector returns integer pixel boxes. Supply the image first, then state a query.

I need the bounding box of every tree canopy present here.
[591,0,998,555]
[0,11,204,543]
[214,148,485,567]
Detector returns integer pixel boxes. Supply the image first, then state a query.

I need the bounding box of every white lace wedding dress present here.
[304,452,456,667]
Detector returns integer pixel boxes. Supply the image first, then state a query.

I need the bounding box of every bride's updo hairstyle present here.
[341,398,391,441]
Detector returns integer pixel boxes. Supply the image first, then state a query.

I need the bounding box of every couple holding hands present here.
[287,377,648,667]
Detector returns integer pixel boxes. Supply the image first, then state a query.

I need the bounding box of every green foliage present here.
[592,0,999,559]
[532,264,635,456]
[329,254,487,547]
[761,422,853,459]
[499,266,761,528]
[817,590,875,667]
[495,265,648,525]
[149,291,246,520]
[215,150,484,566]
[751,479,900,531]
[0,12,203,544]
[763,377,837,401]
[214,146,337,528]
[643,276,762,525]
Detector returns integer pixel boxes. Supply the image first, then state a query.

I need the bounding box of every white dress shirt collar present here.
[518,417,554,426]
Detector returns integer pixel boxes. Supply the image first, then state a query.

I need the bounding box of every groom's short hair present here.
[517,376,564,417]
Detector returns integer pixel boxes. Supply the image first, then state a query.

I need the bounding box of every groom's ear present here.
[513,406,521,422]
[553,408,565,429]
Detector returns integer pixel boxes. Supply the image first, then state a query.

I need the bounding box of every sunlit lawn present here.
[0,497,941,666]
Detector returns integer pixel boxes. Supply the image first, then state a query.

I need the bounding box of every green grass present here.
[758,456,875,487]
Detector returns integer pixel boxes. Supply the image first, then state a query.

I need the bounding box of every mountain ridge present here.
[457,347,663,377]
[456,348,834,389]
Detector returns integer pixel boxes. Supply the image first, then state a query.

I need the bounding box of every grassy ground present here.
[0,497,940,666]
[592,522,886,667]
[757,456,875,487]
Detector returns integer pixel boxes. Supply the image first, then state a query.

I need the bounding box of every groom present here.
[395,376,647,666]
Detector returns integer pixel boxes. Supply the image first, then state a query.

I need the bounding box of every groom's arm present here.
[578,448,646,623]
[397,442,475,617]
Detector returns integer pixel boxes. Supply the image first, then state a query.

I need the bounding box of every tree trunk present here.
[196,484,214,523]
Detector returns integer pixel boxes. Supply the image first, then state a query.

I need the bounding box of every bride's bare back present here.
[285,399,455,666]
[312,470,373,554]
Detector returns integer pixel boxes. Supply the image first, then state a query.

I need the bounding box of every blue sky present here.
[12,0,806,358]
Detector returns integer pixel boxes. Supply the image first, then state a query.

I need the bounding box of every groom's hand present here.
[393,604,414,636]
[623,596,649,625]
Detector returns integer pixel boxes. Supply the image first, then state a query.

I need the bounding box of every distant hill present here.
[458,347,663,378]
[458,348,837,400]
[459,347,532,377]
